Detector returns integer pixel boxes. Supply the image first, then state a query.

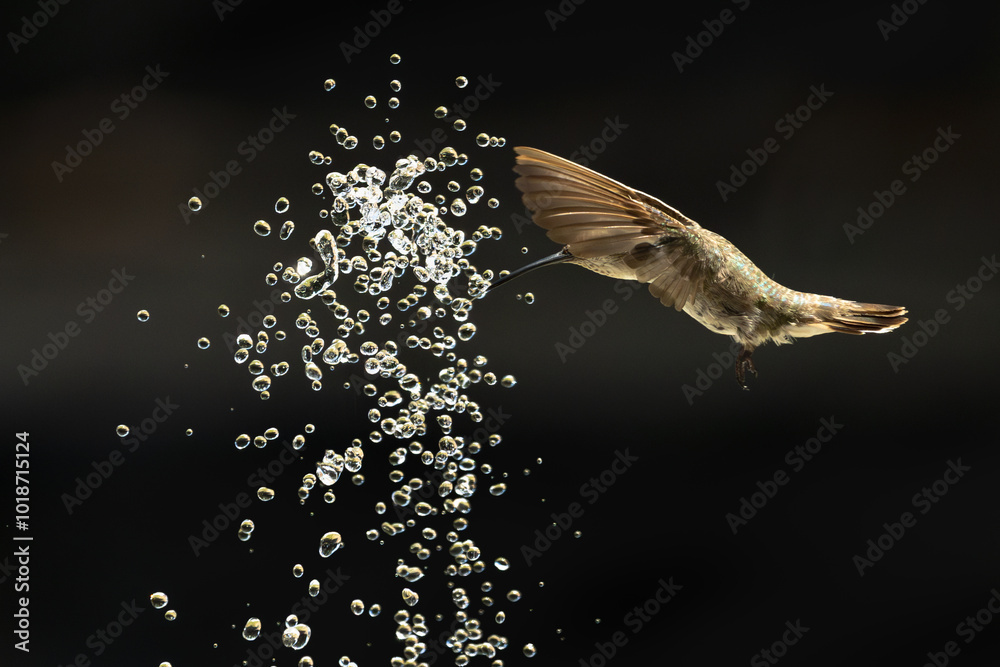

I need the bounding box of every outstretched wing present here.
[513,146,708,310]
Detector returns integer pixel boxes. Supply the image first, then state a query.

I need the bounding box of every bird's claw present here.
[736,347,757,391]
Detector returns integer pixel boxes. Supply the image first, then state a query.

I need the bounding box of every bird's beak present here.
[486,247,573,292]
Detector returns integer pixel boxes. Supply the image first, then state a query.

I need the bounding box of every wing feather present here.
[514,146,704,310]
[513,146,709,310]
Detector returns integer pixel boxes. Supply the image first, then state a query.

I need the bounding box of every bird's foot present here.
[736,347,758,391]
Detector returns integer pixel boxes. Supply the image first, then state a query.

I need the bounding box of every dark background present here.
[3,1,999,666]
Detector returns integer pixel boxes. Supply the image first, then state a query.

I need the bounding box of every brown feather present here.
[513,146,707,307]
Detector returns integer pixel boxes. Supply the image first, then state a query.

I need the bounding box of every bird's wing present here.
[625,240,708,312]
[513,146,707,311]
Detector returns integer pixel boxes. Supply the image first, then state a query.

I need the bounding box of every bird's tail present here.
[814,300,908,335]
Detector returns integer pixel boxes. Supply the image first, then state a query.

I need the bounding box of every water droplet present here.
[476,133,490,147]
[187,196,202,212]
[434,106,448,119]
[136,309,150,322]
[523,643,537,657]
[254,220,271,236]
[438,146,458,165]
[319,531,343,557]
[149,592,168,609]
[455,76,468,88]
[401,588,419,606]
[257,487,275,501]
[197,337,211,350]
[277,623,311,650]
[450,199,467,217]
[275,197,290,214]
[494,557,510,571]
[457,323,476,341]
[364,96,377,109]
[501,374,517,388]
[218,304,230,317]
[389,53,401,64]
[453,119,466,131]
[116,425,130,437]
[280,221,295,240]
[243,617,262,640]
[164,610,177,621]
[282,625,301,648]
[324,79,336,91]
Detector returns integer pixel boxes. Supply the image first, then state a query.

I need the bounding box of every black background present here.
[3,1,999,666]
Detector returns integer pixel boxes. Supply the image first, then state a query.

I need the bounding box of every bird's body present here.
[491,146,908,388]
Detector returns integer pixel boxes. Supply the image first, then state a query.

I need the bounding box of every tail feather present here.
[819,301,908,335]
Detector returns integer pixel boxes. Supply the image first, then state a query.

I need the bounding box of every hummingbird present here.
[489,146,908,389]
